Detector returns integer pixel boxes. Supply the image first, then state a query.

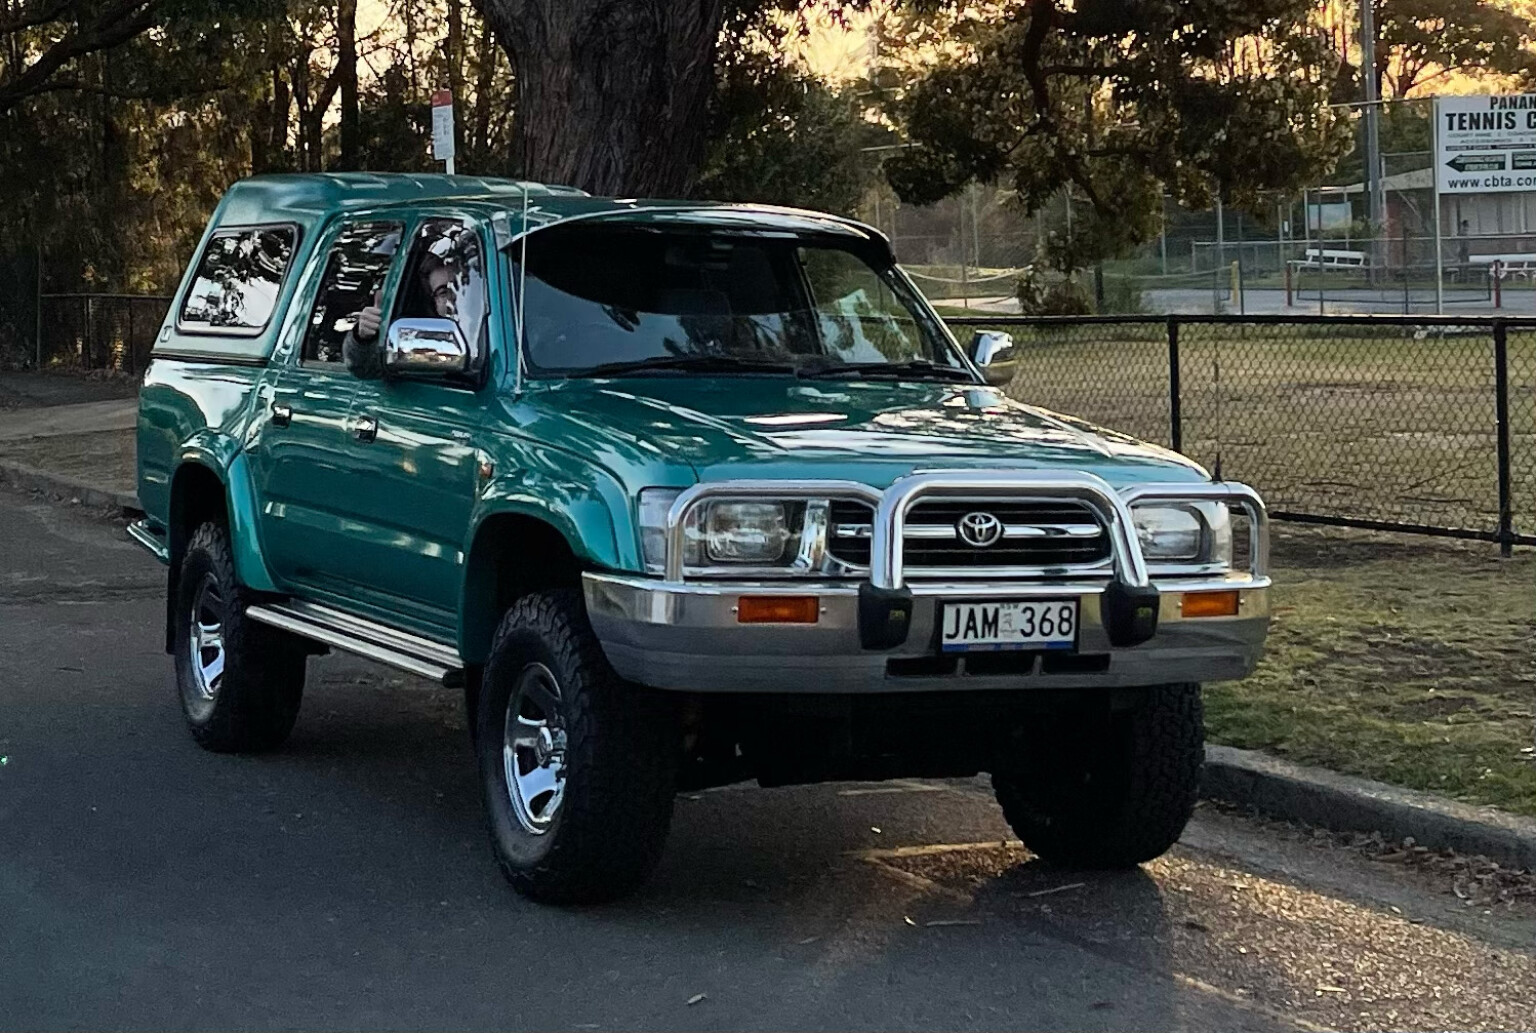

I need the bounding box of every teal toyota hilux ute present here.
[130,173,1271,904]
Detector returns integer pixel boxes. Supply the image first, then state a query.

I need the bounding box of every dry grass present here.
[1207,525,1536,815]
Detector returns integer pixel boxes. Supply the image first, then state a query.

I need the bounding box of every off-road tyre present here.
[476,589,678,904]
[992,683,1204,867]
[172,520,307,752]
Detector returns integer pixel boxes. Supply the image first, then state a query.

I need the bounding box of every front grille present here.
[827,498,1112,572]
[828,500,874,567]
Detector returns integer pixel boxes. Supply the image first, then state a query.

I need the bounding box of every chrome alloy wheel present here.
[503,662,568,834]
[188,573,227,702]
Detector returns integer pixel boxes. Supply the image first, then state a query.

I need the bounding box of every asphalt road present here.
[3,485,1534,1032]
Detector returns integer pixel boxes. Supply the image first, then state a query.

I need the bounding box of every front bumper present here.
[585,573,1270,693]
[587,471,1272,695]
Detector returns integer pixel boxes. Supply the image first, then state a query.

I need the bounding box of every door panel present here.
[335,378,483,624]
[313,216,494,630]
[250,366,359,594]
[248,218,405,597]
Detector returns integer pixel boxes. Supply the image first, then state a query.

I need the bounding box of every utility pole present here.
[1361,0,1386,281]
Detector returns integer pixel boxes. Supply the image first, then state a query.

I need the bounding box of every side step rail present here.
[246,600,464,686]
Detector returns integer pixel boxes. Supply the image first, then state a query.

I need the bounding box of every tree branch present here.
[16,74,230,101]
[0,0,161,114]
[1039,64,1116,78]
[1020,0,1057,131]
[0,0,75,37]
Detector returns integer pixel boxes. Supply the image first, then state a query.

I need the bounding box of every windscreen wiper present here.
[569,354,801,378]
[798,359,977,383]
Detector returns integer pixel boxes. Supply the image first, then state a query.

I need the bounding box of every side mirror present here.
[968,330,1015,367]
[385,318,470,378]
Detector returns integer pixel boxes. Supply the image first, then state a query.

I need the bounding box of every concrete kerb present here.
[1202,744,1536,873]
[0,459,139,513]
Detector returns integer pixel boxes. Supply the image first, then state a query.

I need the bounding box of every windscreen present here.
[513,224,966,379]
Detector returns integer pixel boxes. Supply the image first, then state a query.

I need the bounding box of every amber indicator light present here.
[737,596,821,624]
[1181,590,1240,618]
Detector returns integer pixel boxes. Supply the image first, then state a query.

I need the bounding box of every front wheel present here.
[992,683,1204,868]
[172,521,307,752]
[476,590,678,904]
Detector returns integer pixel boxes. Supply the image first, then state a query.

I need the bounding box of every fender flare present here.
[170,434,279,593]
[456,471,634,664]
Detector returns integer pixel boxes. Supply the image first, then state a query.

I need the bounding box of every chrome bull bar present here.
[663,473,1268,587]
[870,472,1146,591]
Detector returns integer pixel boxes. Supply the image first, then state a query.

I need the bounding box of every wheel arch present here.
[458,508,592,667]
[164,449,279,651]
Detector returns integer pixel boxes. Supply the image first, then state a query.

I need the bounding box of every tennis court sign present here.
[1436,94,1536,194]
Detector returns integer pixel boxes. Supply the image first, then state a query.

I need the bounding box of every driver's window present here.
[301,221,404,366]
[391,218,489,368]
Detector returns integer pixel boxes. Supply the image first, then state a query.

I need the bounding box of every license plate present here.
[941,600,1079,652]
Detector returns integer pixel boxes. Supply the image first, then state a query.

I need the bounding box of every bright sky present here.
[787,3,885,83]
[353,0,1524,98]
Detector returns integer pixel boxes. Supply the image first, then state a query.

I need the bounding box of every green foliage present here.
[697,52,885,215]
[1377,0,1536,98]
[1099,274,1145,315]
[883,0,1353,269]
[1014,267,1093,315]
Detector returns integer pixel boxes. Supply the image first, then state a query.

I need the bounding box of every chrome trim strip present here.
[245,601,462,683]
[126,520,170,564]
[283,600,463,667]
[1004,523,1102,539]
[902,561,1116,581]
[897,522,1103,541]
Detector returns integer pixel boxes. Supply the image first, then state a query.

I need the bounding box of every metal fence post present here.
[1167,316,1182,453]
[34,245,42,369]
[1493,321,1514,557]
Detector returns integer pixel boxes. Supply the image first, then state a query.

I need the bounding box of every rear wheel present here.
[992,683,1204,867]
[172,521,307,752]
[476,589,677,904]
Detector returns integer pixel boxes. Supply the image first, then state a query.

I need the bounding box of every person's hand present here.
[355,305,383,340]
[354,290,383,341]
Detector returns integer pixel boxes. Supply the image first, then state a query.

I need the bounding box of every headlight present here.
[695,501,792,563]
[639,490,802,573]
[1133,502,1232,566]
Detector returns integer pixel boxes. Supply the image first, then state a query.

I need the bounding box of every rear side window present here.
[178,226,297,334]
[302,221,405,365]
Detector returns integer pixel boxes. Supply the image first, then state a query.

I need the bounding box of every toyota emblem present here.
[956,511,1003,548]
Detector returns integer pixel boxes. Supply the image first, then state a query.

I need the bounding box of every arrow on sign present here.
[1446,153,1507,173]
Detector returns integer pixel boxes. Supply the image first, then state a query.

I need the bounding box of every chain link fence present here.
[946,314,1536,553]
[26,294,172,374]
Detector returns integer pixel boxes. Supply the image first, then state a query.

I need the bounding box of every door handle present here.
[270,403,292,427]
[353,415,379,443]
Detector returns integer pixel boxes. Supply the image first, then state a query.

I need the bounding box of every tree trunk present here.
[471,14,496,162]
[337,0,359,170]
[446,0,465,107]
[478,0,727,196]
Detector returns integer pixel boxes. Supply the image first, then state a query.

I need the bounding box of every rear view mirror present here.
[385,318,470,377]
